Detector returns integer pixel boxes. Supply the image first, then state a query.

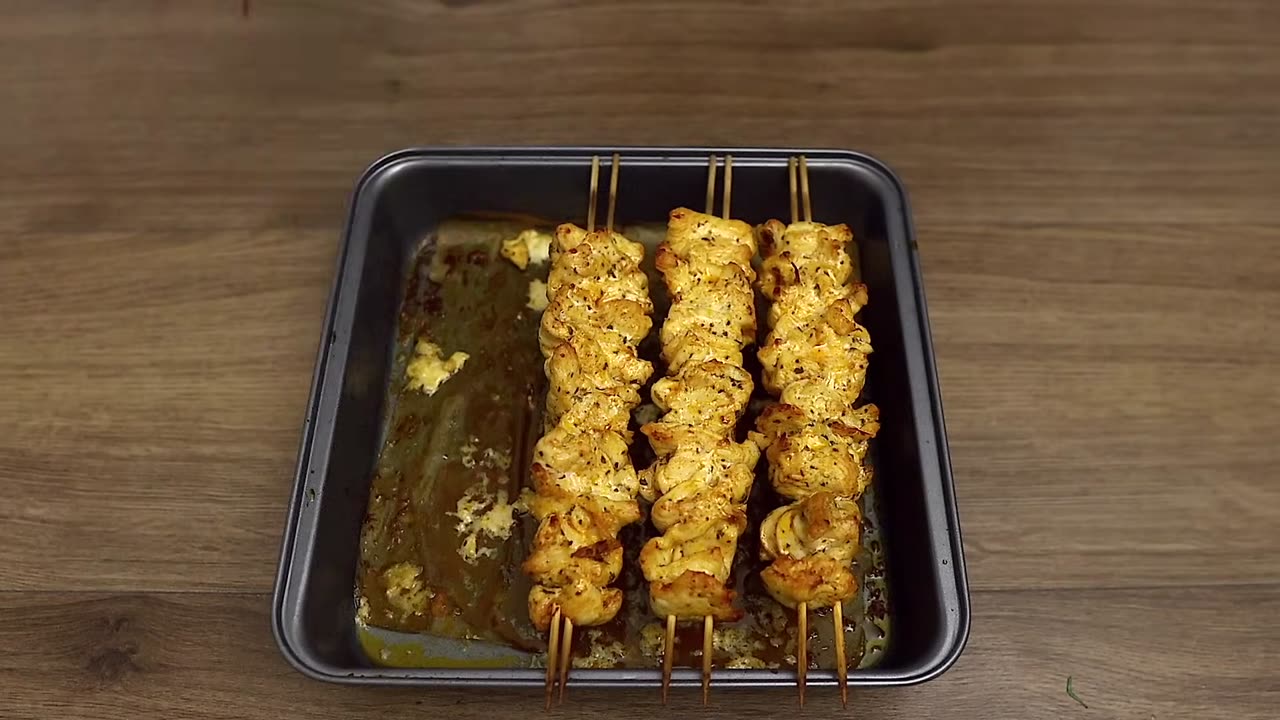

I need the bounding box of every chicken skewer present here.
[525,154,654,707]
[754,156,880,707]
[639,155,760,704]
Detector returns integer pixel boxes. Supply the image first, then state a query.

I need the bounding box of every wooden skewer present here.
[661,614,676,704]
[788,156,799,224]
[835,602,849,708]
[797,602,808,707]
[558,617,574,704]
[798,155,812,222]
[688,153,738,707]
[587,155,600,231]
[606,152,620,232]
[545,608,562,710]
[790,155,852,708]
[721,155,733,220]
[702,614,713,705]
[705,154,718,213]
[784,159,809,707]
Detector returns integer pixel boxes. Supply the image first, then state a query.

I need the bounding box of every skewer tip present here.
[788,157,799,224]
[834,602,849,708]
[558,617,574,704]
[544,608,562,711]
[798,155,812,222]
[587,155,601,232]
[797,602,808,708]
[702,615,713,706]
[721,155,733,220]
[661,614,676,704]
[606,153,621,232]
[705,154,719,215]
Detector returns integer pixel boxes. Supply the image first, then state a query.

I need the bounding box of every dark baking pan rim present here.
[271,146,969,688]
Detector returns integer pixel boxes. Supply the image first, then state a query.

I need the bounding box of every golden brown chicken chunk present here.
[538,225,652,357]
[761,556,857,610]
[529,580,624,631]
[759,491,862,564]
[655,211,757,373]
[643,440,758,530]
[754,403,879,500]
[530,428,642,519]
[650,569,744,622]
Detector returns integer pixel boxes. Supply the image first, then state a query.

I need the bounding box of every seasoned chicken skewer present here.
[639,156,761,704]
[525,155,653,706]
[754,157,880,707]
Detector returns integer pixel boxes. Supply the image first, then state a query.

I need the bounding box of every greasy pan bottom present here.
[272,147,969,688]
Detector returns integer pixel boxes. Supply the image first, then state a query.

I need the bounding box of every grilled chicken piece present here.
[641,514,746,586]
[529,580,624,631]
[650,569,744,622]
[546,334,652,406]
[645,361,753,442]
[643,440,758,529]
[759,491,861,563]
[540,296,653,360]
[655,212,756,373]
[761,556,857,610]
[754,403,879,500]
[522,509,624,589]
[651,360,753,421]
[759,303,872,398]
[664,209,756,269]
[539,226,652,355]
[758,220,853,300]
[658,279,756,371]
[530,428,642,520]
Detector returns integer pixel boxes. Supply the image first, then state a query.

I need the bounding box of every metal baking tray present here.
[272,147,969,689]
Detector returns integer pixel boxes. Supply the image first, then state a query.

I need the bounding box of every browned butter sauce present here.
[356,218,891,671]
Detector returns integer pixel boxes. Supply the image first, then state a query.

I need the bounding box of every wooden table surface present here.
[2,1,1278,718]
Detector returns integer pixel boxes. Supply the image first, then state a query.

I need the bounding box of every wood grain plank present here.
[0,588,1275,720]
[1,0,1278,233]
[987,215,1267,594]
[0,230,334,592]
[918,222,1280,589]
